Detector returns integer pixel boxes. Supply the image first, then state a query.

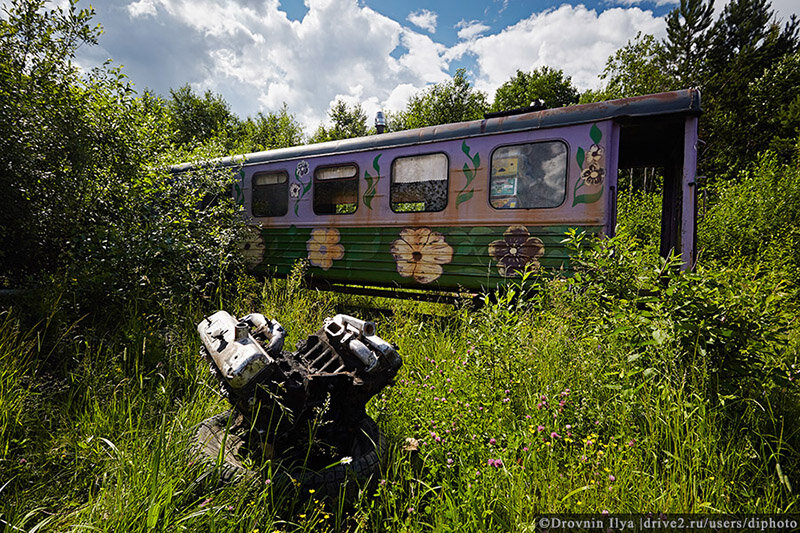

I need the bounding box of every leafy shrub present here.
[615,189,662,252]
[0,0,246,324]
[699,151,800,283]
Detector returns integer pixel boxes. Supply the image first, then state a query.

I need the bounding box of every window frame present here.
[389,152,450,214]
[250,169,290,217]
[488,140,569,210]
[312,162,360,216]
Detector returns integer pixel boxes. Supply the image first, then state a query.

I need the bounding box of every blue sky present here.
[71,0,798,133]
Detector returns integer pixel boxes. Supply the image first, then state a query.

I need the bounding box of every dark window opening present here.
[313,164,359,215]
[252,171,289,217]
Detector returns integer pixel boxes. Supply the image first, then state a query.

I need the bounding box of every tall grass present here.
[1,243,798,531]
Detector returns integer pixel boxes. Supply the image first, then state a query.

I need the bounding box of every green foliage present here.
[3,243,798,530]
[0,0,162,284]
[0,0,245,322]
[665,0,715,87]
[584,33,676,103]
[746,51,800,161]
[393,68,488,130]
[699,151,800,282]
[702,0,799,175]
[615,189,663,252]
[236,103,305,152]
[167,84,239,149]
[309,99,368,143]
[490,67,578,112]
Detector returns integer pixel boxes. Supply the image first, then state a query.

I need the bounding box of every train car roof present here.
[172,88,701,172]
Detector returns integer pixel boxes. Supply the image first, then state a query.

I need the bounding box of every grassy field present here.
[2,228,799,532]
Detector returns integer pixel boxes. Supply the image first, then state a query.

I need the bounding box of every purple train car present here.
[177,89,701,296]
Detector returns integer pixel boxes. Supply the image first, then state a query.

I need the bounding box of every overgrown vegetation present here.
[2,0,800,530]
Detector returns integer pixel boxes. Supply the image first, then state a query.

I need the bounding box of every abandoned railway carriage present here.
[176,89,701,295]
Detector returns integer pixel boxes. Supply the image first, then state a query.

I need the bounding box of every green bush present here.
[699,151,800,284]
[0,0,246,325]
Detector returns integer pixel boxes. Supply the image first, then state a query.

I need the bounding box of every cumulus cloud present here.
[450,4,665,97]
[456,20,490,40]
[407,9,438,33]
[127,0,158,17]
[608,0,679,7]
[80,0,668,135]
[93,0,452,131]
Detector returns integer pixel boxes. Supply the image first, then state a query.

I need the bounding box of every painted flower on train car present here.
[586,143,604,165]
[581,165,605,185]
[390,228,453,284]
[297,160,309,176]
[289,182,301,198]
[306,228,345,270]
[488,225,545,277]
[240,226,266,268]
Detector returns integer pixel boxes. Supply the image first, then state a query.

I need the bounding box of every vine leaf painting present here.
[363,154,382,209]
[457,141,480,208]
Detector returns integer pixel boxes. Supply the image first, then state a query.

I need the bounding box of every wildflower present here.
[489,438,496,445]
[447,458,454,465]
[408,507,415,514]
[551,432,561,439]
[265,479,272,485]
[19,458,27,465]
[341,456,353,464]
[200,497,212,508]
[308,489,316,494]
[602,509,610,515]
[537,425,545,432]
[609,475,616,482]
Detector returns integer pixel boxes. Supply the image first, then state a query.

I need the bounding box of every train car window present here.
[313,164,359,215]
[252,171,289,217]
[489,141,567,209]
[390,153,448,212]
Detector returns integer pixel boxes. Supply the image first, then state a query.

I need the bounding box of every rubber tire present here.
[192,410,258,484]
[191,410,385,499]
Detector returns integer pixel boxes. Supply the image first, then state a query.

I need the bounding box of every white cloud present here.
[127,0,158,18]
[454,4,665,98]
[456,20,490,40]
[407,9,438,33]
[82,0,672,136]
[608,0,679,7]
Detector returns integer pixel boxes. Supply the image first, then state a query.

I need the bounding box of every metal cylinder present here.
[235,322,249,342]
